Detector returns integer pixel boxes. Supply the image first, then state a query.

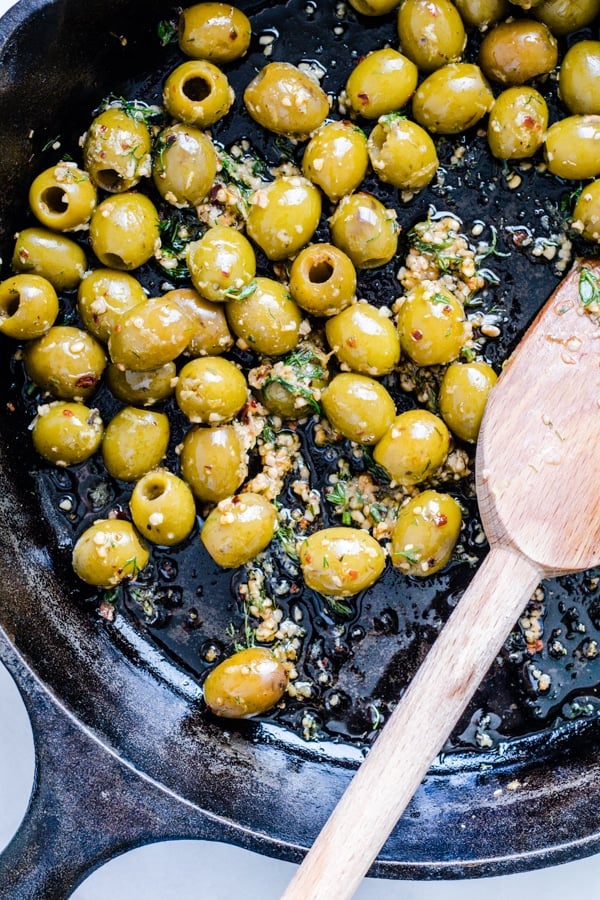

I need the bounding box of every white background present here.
[1,0,599,896]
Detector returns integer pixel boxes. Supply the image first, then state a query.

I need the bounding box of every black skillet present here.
[1,0,600,896]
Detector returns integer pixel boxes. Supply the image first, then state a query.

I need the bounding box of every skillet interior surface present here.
[1,0,600,877]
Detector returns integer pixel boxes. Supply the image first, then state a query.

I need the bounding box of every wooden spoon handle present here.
[281,546,542,900]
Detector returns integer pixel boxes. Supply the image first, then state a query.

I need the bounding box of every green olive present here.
[153,123,218,207]
[329,192,398,269]
[178,3,251,63]
[289,243,356,317]
[325,302,400,376]
[164,287,233,356]
[254,344,329,419]
[487,87,548,160]
[302,121,369,202]
[89,193,160,271]
[510,0,544,7]
[102,406,170,482]
[573,180,600,242]
[452,0,508,27]
[12,228,87,291]
[180,424,248,503]
[246,176,321,261]
[559,41,600,116]
[321,373,396,445]
[225,276,303,356]
[0,274,58,340]
[186,225,256,302]
[24,326,106,400]
[244,62,329,138]
[106,361,177,406]
[108,297,194,371]
[299,526,385,597]
[72,518,149,588]
[29,162,97,231]
[203,647,288,718]
[479,19,558,86]
[130,468,197,545]
[438,361,497,442]
[175,356,248,423]
[77,269,147,343]
[412,63,494,135]
[201,492,278,567]
[368,116,439,191]
[390,490,462,576]
[83,107,152,193]
[373,409,451,485]
[163,60,234,128]
[533,0,600,36]
[345,48,418,120]
[396,284,470,366]
[348,0,400,13]
[32,401,103,466]
[397,0,466,73]
[544,115,600,180]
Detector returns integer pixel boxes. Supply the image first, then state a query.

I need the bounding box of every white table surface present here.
[1,0,599,896]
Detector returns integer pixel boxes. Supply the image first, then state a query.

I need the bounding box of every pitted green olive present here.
[178,3,251,63]
[438,361,497,443]
[544,116,600,180]
[102,406,170,482]
[29,162,97,231]
[203,647,288,719]
[321,373,396,445]
[254,344,329,419]
[72,519,149,588]
[164,288,233,356]
[83,107,152,193]
[396,284,470,366]
[244,62,329,138]
[373,409,451,486]
[108,297,194,371]
[77,269,147,343]
[368,116,439,191]
[246,176,321,261]
[201,492,278,568]
[226,277,302,356]
[559,42,600,116]
[479,19,558,86]
[89,193,160,271]
[32,401,103,466]
[302,121,368,202]
[289,243,356,317]
[130,468,197,546]
[0,274,58,340]
[453,0,508,27]
[391,490,462,576]
[153,123,217,207]
[24,326,106,400]
[163,60,234,128]
[534,0,600,36]
[487,87,548,160]
[345,48,418,120]
[175,356,248,424]
[397,0,466,73]
[325,302,400,376]
[12,228,86,291]
[186,225,256,302]
[106,361,177,406]
[299,526,385,597]
[180,424,248,503]
[329,193,398,269]
[412,63,494,135]
[573,181,600,242]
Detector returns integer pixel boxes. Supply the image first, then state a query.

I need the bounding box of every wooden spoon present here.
[282,259,600,900]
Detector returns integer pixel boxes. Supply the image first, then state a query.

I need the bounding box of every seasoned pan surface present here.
[1,0,600,877]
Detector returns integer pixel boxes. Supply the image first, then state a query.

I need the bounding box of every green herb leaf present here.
[157,19,178,46]
[579,266,600,308]
[223,280,258,301]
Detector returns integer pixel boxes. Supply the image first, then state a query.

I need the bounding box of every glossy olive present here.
[302,121,368,202]
[412,63,494,135]
[438,361,497,443]
[348,0,400,13]
[29,162,97,231]
[397,0,466,73]
[244,62,329,138]
[533,0,600,36]
[178,3,251,63]
[108,297,194,371]
[186,225,256,302]
[321,373,396,445]
[24,326,106,400]
[226,277,303,356]
[345,48,418,120]
[163,60,234,128]
[391,490,462,576]
[479,20,558,86]
[373,409,450,485]
[102,406,170,482]
[203,647,288,719]
[72,519,149,588]
[83,107,152,193]
[246,176,321,261]
[130,468,196,546]
[325,302,400,376]
[175,356,248,424]
[329,193,398,269]
[89,193,160,271]
[289,243,356,316]
[254,344,329,419]
[559,41,600,116]
[77,269,147,343]
[11,228,86,291]
[32,401,103,466]
[396,284,470,366]
[299,527,385,597]
[201,492,278,567]
[544,116,600,180]
[452,0,508,27]
[0,274,58,340]
[368,116,439,191]
[573,180,600,242]
[106,361,177,406]
[164,288,233,356]
[153,123,217,207]
[180,424,248,503]
[487,87,548,160]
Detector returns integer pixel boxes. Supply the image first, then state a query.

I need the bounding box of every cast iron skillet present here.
[1,0,600,896]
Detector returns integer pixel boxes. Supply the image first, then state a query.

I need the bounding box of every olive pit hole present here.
[182,76,212,102]
[103,253,127,268]
[95,169,126,192]
[40,187,69,215]
[142,479,167,501]
[1,291,20,319]
[308,260,334,284]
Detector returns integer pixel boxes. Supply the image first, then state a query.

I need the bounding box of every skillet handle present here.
[281,545,542,900]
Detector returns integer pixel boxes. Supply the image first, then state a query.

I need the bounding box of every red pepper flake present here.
[304,553,312,564]
[75,373,98,388]
[6,402,15,413]
[522,115,537,130]
[62,408,75,417]
[348,569,358,580]
[434,513,448,527]
[411,329,423,341]
[346,336,357,347]
[443,305,452,314]
[357,92,369,104]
